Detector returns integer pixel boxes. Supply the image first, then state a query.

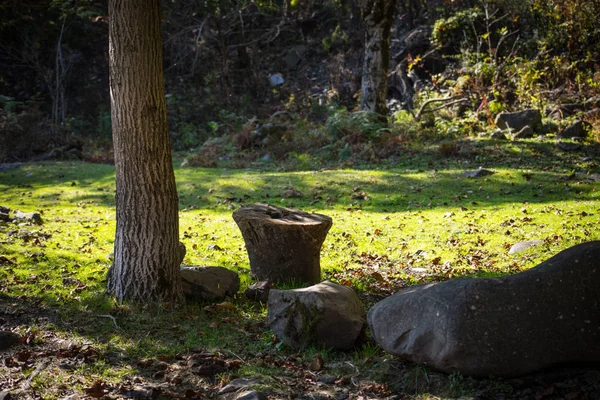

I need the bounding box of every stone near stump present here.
[463,168,494,178]
[245,280,273,303]
[180,266,240,301]
[268,281,366,350]
[233,203,332,284]
[558,120,592,139]
[513,125,534,139]
[508,240,543,254]
[495,109,542,131]
[368,241,600,377]
[13,211,43,225]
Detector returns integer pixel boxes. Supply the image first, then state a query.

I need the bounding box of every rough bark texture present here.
[233,203,332,284]
[108,0,184,303]
[359,0,398,115]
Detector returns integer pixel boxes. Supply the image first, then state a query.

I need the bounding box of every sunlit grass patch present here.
[0,152,598,398]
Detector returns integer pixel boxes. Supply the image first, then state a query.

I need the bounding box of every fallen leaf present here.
[308,354,324,371]
[17,350,31,362]
[370,271,384,281]
[84,380,107,398]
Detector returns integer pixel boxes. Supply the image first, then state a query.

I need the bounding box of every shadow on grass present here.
[0,139,598,215]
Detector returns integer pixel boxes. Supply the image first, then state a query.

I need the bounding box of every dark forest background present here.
[1,0,599,166]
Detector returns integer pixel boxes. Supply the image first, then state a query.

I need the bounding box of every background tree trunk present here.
[359,0,397,116]
[108,0,185,303]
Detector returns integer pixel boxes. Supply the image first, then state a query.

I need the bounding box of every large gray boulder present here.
[268,281,366,350]
[180,266,240,301]
[495,109,542,131]
[368,241,600,377]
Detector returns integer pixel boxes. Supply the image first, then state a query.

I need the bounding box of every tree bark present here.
[108,0,185,303]
[359,0,397,116]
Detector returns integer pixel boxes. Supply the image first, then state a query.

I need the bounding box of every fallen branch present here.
[416,96,470,120]
[22,360,49,390]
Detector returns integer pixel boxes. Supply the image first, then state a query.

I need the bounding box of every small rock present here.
[490,130,507,140]
[245,281,273,303]
[0,206,10,214]
[282,186,303,198]
[0,331,21,350]
[585,173,600,182]
[13,211,43,225]
[557,142,581,151]
[268,281,366,350]
[558,120,592,139]
[508,240,544,254]
[317,376,338,384]
[513,125,534,139]
[235,390,268,400]
[180,266,240,301]
[495,109,542,131]
[464,168,495,178]
[269,73,285,87]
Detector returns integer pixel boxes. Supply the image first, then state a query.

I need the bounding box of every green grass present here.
[0,138,599,398]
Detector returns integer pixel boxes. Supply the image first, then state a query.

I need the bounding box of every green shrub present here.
[325,109,389,143]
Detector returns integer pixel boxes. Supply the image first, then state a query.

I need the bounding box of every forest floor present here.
[0,136,599,399]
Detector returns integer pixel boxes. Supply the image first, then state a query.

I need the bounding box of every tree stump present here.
[233,203,332,284]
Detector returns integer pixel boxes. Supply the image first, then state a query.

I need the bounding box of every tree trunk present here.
[359,0,397,116]
[108,0,185,303]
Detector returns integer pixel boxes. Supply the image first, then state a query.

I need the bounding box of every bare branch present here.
[416,96,470,120]
[98,314,121,330]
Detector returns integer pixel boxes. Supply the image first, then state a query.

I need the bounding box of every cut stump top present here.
[233,203,332,228]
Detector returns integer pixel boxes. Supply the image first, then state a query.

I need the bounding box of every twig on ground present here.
[98,314,120,330]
